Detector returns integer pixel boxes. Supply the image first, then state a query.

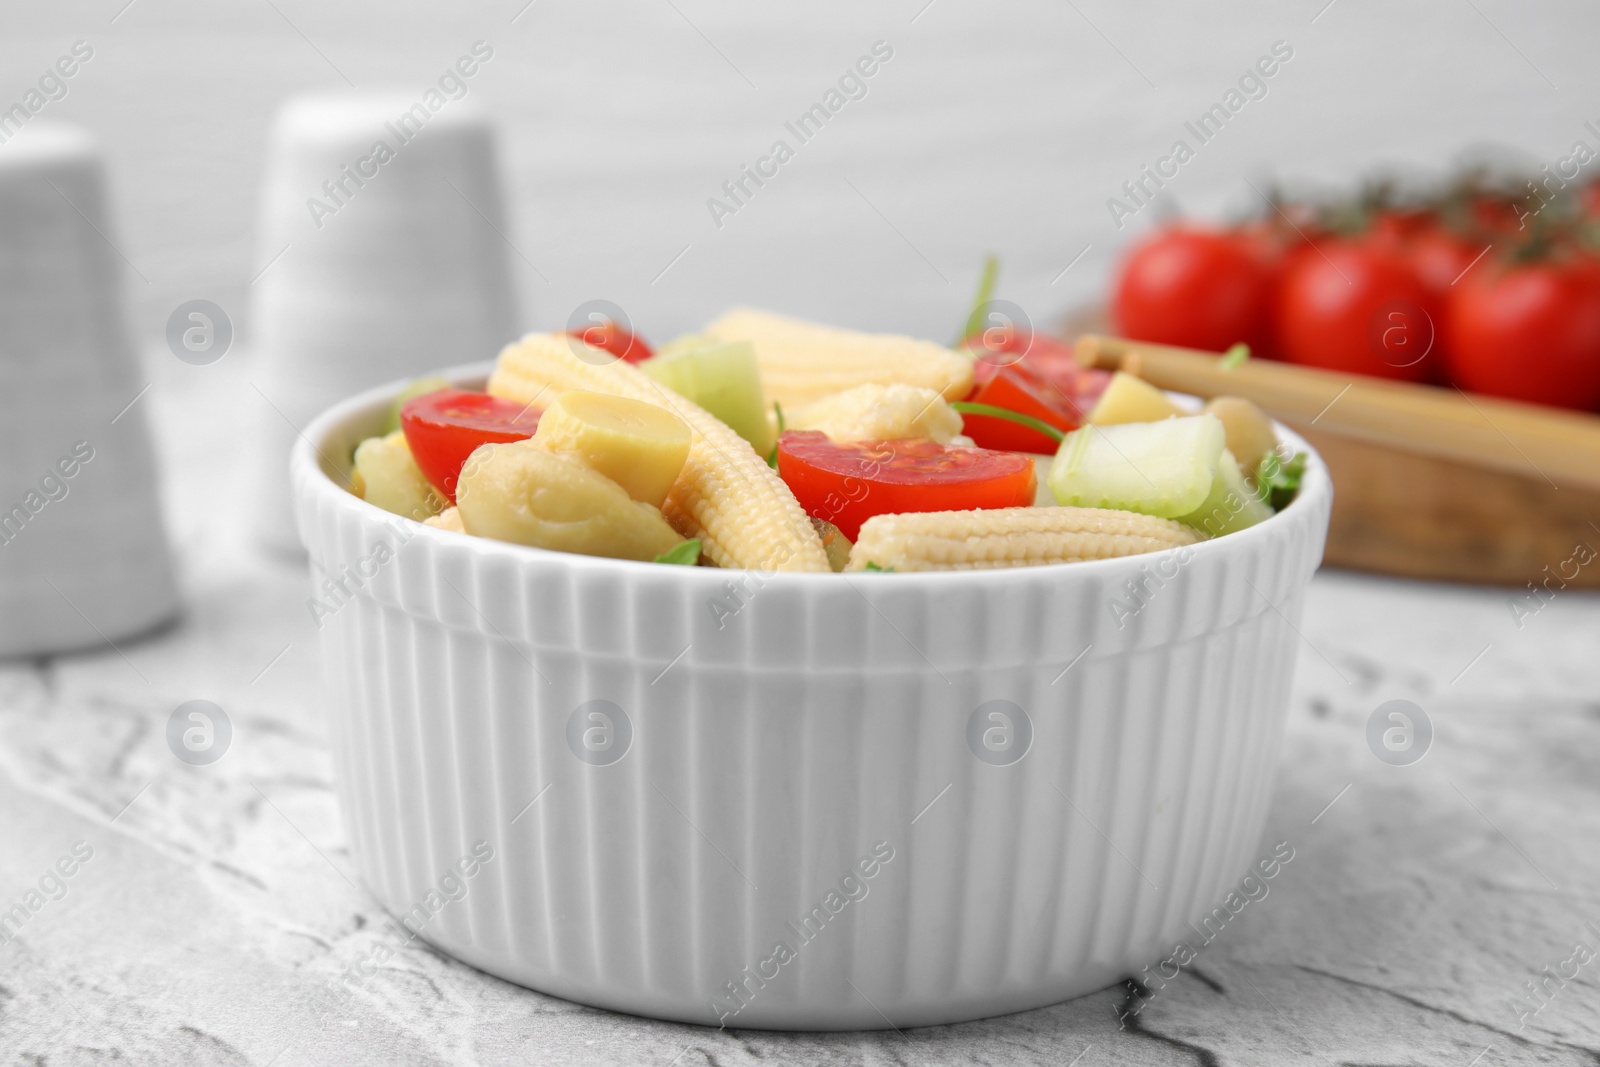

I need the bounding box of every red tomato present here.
[1445,255,1600,409]
[775,431,1036,542]
[1370,208,1438,245]
[1583,181,1600,219]
[962,363,1082,454]
[1468,194,1525,237]
[1236,213,1321,259]
[1406,226,1483,296]
[400,389,544,502]
[1366,210,1482,297]
[568,320,653,363]
[1067,366,1112,413]
[1112,226,1275,354]
[960,327,1108,403]
[1367,218,1483,382]
[960,323,1075,366]
[1012,335,1083,383]
[961,325,1110,395]
[1273,237,1436,382]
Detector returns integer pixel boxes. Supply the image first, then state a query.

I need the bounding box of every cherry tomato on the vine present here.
[1273,237,1437,382]
[1112,226,1276,355]
[1445,254,1600,409]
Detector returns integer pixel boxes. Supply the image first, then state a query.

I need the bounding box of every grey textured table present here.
[4,3,1600,1062]
[2,348,1598,1067]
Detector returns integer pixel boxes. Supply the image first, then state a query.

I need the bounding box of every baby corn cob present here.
[789,383,963,444]
[847,506,1198,572]
[488,333,831,572]
[703,307,974,409]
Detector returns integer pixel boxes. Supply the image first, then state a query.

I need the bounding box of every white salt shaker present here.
[245,91,520,556]
[0,123,179,657]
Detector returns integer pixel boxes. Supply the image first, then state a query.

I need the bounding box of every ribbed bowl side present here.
[293,378,1332,1031]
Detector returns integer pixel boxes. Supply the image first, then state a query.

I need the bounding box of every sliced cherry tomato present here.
[1068,366,1112,413]
[568,320,653,363]
[775,431,1035,541]
[400,388,543,502]
[960,322,1074,363]
[958,328,1110,425]
[962,363,1081,453]
[960,324,1075,378]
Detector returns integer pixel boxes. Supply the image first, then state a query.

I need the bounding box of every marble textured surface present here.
[2,345,1598,1066]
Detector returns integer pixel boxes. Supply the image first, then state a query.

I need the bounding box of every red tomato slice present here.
[1068,366,1112,413]
[400,388,543,503]
[962,363,1081,453]
[568,321,653,363]
[959,328,1110,438]
[775,431,1036,542]
[960,324,1079,373]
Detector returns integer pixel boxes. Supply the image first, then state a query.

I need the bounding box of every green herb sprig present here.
[654,539,702,566]
[949,401,1066,444]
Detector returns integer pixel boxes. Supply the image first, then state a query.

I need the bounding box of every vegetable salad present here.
[348,309,1304,572]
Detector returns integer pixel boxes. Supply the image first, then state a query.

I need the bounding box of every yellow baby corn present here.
[788,383,964,444]
[703,307,974,409]
[488,333,831,572]
[847,506,1198,572]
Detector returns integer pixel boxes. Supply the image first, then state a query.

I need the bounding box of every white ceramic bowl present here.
[292,363,1332,1030]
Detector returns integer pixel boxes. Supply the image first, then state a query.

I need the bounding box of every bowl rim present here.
[293,358,1332,589]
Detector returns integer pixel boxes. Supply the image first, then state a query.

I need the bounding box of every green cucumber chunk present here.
[1048,414,1225,519]
[639,338,773,456]
[1176,449,1274,537]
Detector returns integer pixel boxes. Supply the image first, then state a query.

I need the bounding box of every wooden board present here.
[1288,422,1600,588]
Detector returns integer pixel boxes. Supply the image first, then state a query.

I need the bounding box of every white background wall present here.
[6,0,1596,348]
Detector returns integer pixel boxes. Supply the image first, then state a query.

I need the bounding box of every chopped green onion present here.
[1219,343,1251,370]
[957,255,1000,346]
[766,401,786,468]
[654,538,702,565]
[862,561,895,572]
[949,401,1066,444]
